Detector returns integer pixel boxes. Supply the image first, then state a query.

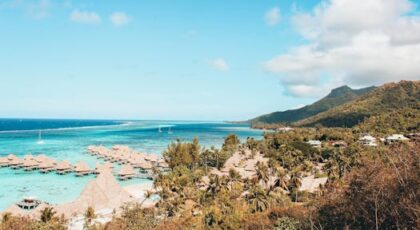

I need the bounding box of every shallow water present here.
[0,120,262,210]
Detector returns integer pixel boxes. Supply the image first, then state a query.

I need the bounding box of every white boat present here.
[37,130,45,144]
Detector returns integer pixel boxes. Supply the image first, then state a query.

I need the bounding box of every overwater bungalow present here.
[74,161,92,176]
[137,161,153,172]
[39,160,56,173]
[9,157,24,169]
[0,157,9,167]
[22,159,39,171]
[118,164,135,180]
[56,160,73,175]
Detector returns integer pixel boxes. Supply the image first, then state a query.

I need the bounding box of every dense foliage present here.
[295,80,420,128]
[251,85,375,125]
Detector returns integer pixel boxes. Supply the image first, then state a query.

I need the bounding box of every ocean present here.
[0,119,263,210]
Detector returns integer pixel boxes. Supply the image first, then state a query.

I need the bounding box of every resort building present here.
[359,134,377,147]
[0,157,8,167]
[39,160,56,173]
[118,165,136,180]
[74,161,92,176]
[385,134,410,144]
[277,127,294,132]
[22,159,39,171]
[306,140,322,148]
[56,160,73,175]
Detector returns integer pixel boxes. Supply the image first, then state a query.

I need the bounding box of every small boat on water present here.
[37,130,45,144]
[16,197,41,210]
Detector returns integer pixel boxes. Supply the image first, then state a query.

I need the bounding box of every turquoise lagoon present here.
[0,120,263,210]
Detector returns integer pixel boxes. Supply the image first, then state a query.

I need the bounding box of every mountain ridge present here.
[250,85,376,125]
[294,80,420,128]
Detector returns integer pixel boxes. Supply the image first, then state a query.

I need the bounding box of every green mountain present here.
[294,80,420,128]
[251,85,376,125]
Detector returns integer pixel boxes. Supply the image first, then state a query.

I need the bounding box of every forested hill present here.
[251,85,375,125]
[294,80,420,128]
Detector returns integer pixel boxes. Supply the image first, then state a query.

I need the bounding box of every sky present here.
[0,0,419,121]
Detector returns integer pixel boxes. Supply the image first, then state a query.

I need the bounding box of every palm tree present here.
[245,184,269,213]
[1,212,11,223]
[228,169,241,183]
[40,207,56,223]
[83,206,96,229]
[324,159,338,180]
[206,175,222,199]
[140,190,154,207]
[255,161,269,189]
[270,166,289,193]
[289,173,302,202]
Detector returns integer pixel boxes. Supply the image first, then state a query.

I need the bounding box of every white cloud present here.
[265,0,420,97]
[110,12,130,26]
[209,58,229,71]
[70,9,101,24]
[265,7,281,26]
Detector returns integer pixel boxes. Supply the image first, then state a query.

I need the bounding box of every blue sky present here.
[1,0,419,120]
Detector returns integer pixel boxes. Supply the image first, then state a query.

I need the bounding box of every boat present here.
[37,130,45,144]
[16,197,41,210]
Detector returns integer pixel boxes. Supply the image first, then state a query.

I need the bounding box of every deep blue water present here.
[0,118,120,131]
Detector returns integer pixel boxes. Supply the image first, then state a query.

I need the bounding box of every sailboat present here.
[37,130,45,144]
[168,127,173,134]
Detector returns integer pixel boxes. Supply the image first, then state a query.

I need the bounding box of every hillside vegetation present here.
[294,81,420,128]
[251,86,375,125]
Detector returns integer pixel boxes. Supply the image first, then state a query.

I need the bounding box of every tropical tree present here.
[289,173,302,202]
[40,207,56,223]
[245,184,269,213]
[271,166,289,192]
[83,206,96,229]
[164,138,201,169]
[255,161,270,189]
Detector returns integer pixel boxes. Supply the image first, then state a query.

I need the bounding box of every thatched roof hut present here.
[74,161,91,176]
[118,165,135,180]
[56,160,73,174]
[22,159,39,169]
[55,168,134,218]
[0,157,9,166]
